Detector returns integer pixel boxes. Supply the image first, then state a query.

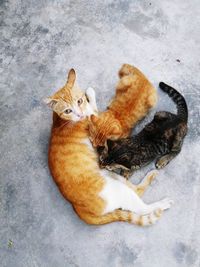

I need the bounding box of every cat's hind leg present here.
[116,75,139,92]
[120,169,157,196]
[154,111,175,122]
[109,169,157,196]
[100,174,173,219]
[118,64,136,78]
[135,170,157,196]
[155,125,186,169]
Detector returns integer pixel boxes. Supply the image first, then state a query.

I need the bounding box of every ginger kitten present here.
[89,64,157,147]
[44,69,173,226]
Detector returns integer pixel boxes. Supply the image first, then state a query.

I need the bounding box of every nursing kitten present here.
[89,64,157,147]
[44,69,173,226]
[99,82,188,178]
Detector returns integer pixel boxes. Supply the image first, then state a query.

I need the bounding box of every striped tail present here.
[159,82,188,122]
[77,208,164,226]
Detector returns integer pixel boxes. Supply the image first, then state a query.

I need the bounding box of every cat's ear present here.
[43,97,58,109]
[97,146,106,154]
[90,114,98,124]
[112,125,121,135]
[65,68,76,88]
[107,139,120,151]
[107,139,114,150]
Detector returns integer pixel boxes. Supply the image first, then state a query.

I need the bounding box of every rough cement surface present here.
[0,0,200,266]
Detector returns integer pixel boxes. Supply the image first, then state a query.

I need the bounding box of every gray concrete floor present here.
[0,0,200,266]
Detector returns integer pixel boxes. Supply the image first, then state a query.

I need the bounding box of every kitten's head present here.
[89,112,122,147]
[44,69,90,122]
[98,139,130,171]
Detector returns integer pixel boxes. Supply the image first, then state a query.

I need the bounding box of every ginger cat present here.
[89,64,157,147]
[44,69,173,226]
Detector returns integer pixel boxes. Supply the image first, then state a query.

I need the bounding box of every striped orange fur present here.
[89,64,157,147]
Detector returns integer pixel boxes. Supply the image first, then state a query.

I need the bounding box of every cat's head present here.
[88,112,122,147]
[44,69,90,122]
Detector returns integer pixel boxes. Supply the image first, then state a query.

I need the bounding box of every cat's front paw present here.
[85,87,98,115]
[85,87,95,102]
[155,158,168,169]
[120,169,132,179]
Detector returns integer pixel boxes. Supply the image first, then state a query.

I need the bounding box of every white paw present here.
[159,197,174,210]
[86,87,95,100]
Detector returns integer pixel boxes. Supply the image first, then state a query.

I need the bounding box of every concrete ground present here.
[1,0,200,266]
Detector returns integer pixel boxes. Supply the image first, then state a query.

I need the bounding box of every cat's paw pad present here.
[86,87,95,101]
[159,198,174,210]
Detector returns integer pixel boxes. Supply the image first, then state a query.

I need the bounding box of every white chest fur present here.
[81,138,95,152]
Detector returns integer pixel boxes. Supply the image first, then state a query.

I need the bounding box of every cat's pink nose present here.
[77,114,84,119]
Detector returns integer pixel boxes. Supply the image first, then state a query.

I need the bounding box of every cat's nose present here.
[77,113,84,119]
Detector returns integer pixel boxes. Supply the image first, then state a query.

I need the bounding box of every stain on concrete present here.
[124,6,168,38]
[173,242,198,265]
[109,241,140,266]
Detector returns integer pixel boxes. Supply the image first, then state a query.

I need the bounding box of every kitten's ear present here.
[90,114,98,124]
[107,139,114,150]
[65,68,76,88]
[97,146,106,154]
[43,97,58,109]
[112,126,121,135]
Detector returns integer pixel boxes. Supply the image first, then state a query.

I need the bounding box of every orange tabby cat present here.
[89,64,157,147]
[44,69,173,226]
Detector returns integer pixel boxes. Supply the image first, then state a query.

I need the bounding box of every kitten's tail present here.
[159,82,188,122]
[77,208,164,226]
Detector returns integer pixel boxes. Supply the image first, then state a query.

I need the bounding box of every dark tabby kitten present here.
[98,82,188,178]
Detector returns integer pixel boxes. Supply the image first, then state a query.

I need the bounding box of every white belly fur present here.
[81,138,95,151]
[99,173,147,215]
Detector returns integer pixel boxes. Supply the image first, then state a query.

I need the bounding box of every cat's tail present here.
[77,208,164,226]
[159,82,188,122]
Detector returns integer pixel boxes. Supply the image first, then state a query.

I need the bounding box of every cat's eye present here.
[77,98,83,106]
[64,109,72,114]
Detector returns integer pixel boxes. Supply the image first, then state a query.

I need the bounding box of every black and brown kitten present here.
[98,82,188,178]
